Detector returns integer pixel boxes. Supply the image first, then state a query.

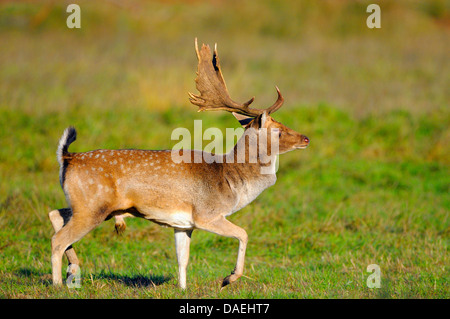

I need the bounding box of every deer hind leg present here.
[195,216,248,288]
[51,208,105,286]
[114,213,134,235]
[174,228,193,289]
[48,208,80,278]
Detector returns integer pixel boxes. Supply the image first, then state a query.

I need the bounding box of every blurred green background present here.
[0,0,448,298]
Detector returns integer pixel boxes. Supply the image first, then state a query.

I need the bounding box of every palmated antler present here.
[189,38,284,117]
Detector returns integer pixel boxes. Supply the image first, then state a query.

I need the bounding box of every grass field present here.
[0,0,448,298]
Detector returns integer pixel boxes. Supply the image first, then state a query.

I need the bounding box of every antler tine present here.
[194,37,200,60]
[243,96,255,107]
[266,86,284,115]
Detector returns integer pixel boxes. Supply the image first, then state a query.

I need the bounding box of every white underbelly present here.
[144,210,194,229]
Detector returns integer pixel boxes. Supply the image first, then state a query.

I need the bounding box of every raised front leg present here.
[195,216,248,288]
[174,229,193,289]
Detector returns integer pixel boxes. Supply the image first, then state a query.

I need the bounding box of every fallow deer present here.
[49,39,309,289]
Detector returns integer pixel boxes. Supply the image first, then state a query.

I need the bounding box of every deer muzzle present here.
[297,135,310,149]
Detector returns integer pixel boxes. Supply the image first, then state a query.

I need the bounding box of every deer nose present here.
[304,136,309,144]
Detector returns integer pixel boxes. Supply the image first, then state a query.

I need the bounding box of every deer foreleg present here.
[174,229,193,289]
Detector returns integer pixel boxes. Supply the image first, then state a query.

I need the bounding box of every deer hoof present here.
[221,273,241,288]
[66,263,80,278]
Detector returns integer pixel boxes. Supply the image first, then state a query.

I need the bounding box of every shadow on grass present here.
[14,268,53,286]
[94,272,173,287]
[15,267,172,288]
[16,268,42,277]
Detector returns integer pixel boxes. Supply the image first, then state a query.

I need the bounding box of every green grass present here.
[0,0,448,298]
[0,105,448,298]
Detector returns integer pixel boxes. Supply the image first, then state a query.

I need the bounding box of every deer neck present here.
[227,128,277,170]
[222,128,277,212]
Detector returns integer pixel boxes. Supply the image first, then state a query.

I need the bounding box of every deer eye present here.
[278,131,282,138]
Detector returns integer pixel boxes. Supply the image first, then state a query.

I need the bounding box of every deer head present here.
[189,39,309,157]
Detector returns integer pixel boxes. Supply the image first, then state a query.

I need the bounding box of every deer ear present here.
[232,112,254,127]
[249,112,268,129]
[260,112,267,127]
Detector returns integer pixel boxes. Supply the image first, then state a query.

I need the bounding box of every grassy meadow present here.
[0,0,448,298]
